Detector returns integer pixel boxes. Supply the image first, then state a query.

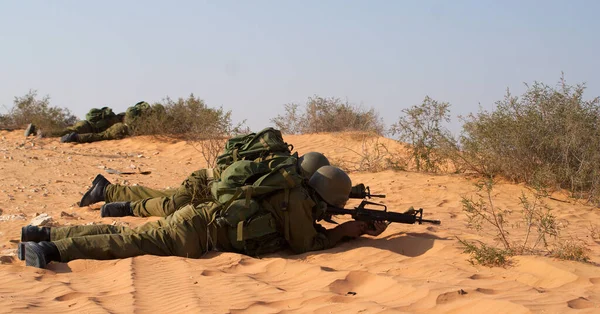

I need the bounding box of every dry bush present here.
[270,95,385,135]
[550,238,590,262]
[131,94,246,139]
[458,178,590,267]
[0,90,77,132]
[329,135,407,173]
[459,74,600,204]
[391,96,458,173]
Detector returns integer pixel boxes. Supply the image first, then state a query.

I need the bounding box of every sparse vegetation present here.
[331,136,407,173]
[459,75,600,204]
[458,178,590,267]
[0,90,77,132]
[390,96,455,173]
[270,95,385,135]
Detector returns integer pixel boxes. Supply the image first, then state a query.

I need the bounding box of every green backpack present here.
[125,101,151,121]
[215,127,293,171]
[208,153,304,256]
[86,107,116,123]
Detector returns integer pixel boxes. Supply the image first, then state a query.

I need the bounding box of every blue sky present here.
[1,1,598,135]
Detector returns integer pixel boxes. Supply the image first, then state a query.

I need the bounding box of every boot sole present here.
[24,242,47,268]
[17,242,25,261]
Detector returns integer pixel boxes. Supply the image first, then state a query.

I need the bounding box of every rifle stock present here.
[325,200,441,225]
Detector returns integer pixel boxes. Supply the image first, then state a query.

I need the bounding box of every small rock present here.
[60,211,76,218]
[0,214,26,221]
[30,213,53,226]
[0,255,14,264]
[137,154,144,158]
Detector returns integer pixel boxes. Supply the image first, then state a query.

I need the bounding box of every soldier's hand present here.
[364,221,388,236]
[338,221,368,238]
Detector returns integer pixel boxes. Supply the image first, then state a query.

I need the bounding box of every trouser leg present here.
[53,205,209,262]
[129,169,212,217]
[105,184,176,203]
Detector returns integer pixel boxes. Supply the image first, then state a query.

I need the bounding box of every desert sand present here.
[0,130,599,313]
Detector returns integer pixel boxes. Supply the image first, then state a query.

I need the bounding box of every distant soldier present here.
[24,106,125,141]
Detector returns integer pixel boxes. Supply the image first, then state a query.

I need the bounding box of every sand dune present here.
[0,130,599,313]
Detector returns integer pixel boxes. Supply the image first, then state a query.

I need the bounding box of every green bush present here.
[459,75,600,203]
[270,95,385,135]
[390,96,454,172]
[0,90,77,132]
[131,94,247,139]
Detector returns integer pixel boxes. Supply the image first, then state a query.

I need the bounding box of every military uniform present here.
[44,115,124,138]
[104,169,218,217]
[75,122,131,143]
[51,186,330,263]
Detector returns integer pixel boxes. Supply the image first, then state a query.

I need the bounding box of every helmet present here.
[298,152,330,179]
[308,166,352,207]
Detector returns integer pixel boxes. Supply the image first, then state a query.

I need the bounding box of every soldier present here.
[19,166,389,268]
[78,152,332,218]
[60,122,130,143]
[59,101,155,144]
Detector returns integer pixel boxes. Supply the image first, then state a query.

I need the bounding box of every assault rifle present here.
[349,184,386,199]
[324,200,441,225]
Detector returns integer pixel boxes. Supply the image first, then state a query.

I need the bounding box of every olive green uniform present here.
[45,115,123,138]
[104,169,217,217]
[51,187,331,263]
[76,122,131,143]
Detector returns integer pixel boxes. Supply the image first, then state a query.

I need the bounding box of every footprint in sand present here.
[54,291,89,302]
[475,288,498,295]
[567,297,594,309]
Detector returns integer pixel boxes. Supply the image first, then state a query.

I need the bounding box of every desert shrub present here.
[129,94,248,167]
[458,178,589,267]
[390,96,455,173]
[333,136,407,173]
[270,95,385,135]
[0,90,77,132]
[459,75,600,204]
[131,94,245,138]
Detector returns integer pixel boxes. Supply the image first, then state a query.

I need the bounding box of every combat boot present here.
[24,123,37,137]
[20,241,61,268]
[79,174,111,207]
[101,202,133,217]
[60,132,79,143]
[21,225,51,242]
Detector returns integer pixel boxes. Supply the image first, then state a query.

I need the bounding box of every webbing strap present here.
[233,148,239,162]
[244,186,253,208]
[206,168,214,180]
[279,168,296,188]
[259,137,269,148]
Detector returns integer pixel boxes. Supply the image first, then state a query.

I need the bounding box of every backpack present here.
[86,107,116,123]
[215,127,293,171]
[207,153,304,256]
[125,101,151,121]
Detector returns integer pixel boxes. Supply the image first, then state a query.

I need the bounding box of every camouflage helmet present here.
[308,166,352,207]
[298,152,330,179]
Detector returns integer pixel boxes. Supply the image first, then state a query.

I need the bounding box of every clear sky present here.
[1,1,598,135]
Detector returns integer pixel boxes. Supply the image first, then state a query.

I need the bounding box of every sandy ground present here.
[0,130,599,313]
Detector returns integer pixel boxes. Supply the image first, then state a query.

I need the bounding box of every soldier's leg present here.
[44,120,94,137]
[51,224,129,241]
[105,184,176,202]
[53,205,210,262]
[76,123,130,143]
[128,169,212,217]
[129,187,192,217]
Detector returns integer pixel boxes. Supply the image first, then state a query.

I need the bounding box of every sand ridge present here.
[0,130,599,313]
